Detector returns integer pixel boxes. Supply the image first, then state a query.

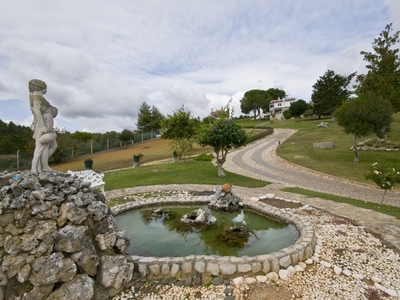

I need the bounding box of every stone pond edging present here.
[110,193,316,282]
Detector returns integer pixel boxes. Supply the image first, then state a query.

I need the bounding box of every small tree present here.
[366,162,400,204]
[335,93,393,162]
[289,99,309,118]
[197,106,247,177]
[160,106,199,160]
[119,129,133,148]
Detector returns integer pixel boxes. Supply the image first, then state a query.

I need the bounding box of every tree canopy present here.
[289,99,309,118]
[355,23,400,112]
[119,129,133,148]
[335,93,393,162]
[240,88,286,120]
[160,106,199,159]
[197,106,247,177]
[240,90,268,119]
[136,102,165,133]
[311,69,356,118]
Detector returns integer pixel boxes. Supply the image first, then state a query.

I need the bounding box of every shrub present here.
[192,154,214,161]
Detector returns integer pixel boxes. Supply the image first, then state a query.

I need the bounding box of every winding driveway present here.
[224,128,400,207]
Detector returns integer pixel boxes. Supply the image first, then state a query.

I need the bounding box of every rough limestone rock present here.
[209,184,243,211]
[0,171,138,300]
[180,208,208,225]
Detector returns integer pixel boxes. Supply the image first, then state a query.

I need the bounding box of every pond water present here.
[116,205,299,257]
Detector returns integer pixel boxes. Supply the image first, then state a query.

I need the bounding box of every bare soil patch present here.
[51,139,213,172]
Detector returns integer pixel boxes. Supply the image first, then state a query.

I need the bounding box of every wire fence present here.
[0,131,156,172]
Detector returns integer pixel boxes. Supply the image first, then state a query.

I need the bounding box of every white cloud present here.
[0,0,396,132]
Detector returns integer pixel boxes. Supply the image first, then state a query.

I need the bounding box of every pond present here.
[116,205,299,257]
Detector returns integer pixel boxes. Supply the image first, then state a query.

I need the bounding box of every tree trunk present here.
[216,150,227,177]
[380,189,387,205]
[216,161,226,177]
[353,134,359,163]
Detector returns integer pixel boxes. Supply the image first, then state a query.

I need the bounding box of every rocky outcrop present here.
[0,171,138,300]
[209,184,243,211]
[180,209,208,225]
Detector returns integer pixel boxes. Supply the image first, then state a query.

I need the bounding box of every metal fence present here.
[0,131,157,172]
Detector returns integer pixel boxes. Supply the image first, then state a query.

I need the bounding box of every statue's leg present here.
[31,139,45,173]
[41,145,53,172]
[48,139,58,159]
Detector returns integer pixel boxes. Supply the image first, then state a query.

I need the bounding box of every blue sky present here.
[0,0,399,133]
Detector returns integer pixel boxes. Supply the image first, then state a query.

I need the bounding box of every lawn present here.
[238,113,400,185]
[52,114,400,190]
[104,160,268,191]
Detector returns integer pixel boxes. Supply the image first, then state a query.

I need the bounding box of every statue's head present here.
[28,79,47,93]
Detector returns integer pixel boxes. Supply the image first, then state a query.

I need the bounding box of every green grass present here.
[282,187,400,219]
[236,118,270,127]
[104,160,268,191]
[267,114,400,185]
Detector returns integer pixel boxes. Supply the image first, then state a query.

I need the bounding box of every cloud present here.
[0,0,396,132]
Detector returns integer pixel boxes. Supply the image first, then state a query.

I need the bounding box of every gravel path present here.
[224,128,400,207]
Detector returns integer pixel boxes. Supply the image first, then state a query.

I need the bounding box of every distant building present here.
[269,97,296,119]
[210,108,224,118]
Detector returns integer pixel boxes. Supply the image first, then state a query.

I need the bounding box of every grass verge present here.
[282,187,400,219]
[104,160,268,191]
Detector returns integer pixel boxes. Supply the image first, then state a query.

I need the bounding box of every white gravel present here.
[113,202,400,299]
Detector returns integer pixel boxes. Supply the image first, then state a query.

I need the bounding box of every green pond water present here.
[116,205,299,257]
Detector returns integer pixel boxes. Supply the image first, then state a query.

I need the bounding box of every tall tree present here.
[136,102,152,132]
[335,93,393,162]
[240,88,286,120]
[266,88,286,101]
[356,23,400,112]
[240,90,268,120]
[149,105,165,132]
[311,69,356,118]
[197,104,247,177]
[160,106,199,160]
[137,102,165,133]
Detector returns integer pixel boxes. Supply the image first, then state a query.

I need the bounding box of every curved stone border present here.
[110,193,316,281]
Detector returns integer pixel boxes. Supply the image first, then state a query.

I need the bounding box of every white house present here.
[269,97,296,119]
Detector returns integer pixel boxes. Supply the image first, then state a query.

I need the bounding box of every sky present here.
[0,0,399,133]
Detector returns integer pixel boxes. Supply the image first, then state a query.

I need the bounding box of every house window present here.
[278,103,282,107]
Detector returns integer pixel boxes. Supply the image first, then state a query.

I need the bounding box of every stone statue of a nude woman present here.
[29,79,58,173]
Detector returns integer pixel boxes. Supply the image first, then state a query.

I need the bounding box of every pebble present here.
[304,258,314,265]
[245,277,257,284]
[334,266,342,276]
[320,261,331,268]
[266,272,279,282]
[255,275,267,283]
[279,269,290,281]
[298,262,307,269]
[232,277,243,285]
[294,265,304,272]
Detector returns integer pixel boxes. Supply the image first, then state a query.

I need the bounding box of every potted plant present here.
[84,158,93,169]
[133,153,144,167]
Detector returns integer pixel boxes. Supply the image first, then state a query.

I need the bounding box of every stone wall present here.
[111,196,316,284]
[0,171,138,300]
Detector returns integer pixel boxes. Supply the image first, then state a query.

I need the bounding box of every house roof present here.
[210,109,224,117]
